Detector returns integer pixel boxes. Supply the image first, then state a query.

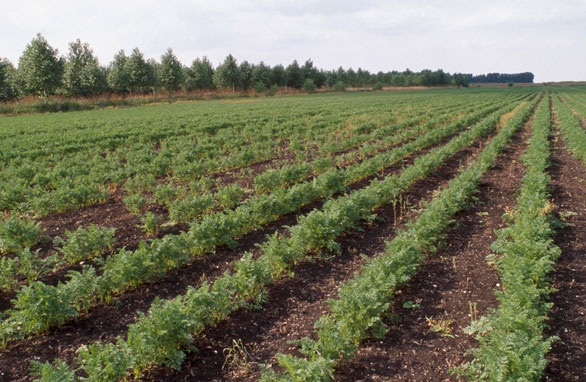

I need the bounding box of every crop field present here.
[0,87,585,382]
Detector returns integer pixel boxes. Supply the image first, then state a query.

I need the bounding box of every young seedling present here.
[469,301,478,322]
[426,316,455,338]
[222,339,250,371]
[139,212,160,237]
[402,300,421,309]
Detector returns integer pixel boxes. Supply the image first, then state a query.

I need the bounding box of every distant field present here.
[0,87,585,381]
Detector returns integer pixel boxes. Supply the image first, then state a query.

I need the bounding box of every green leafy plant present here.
[0,256,18,291]
[153,184,180,205]
[139,211,160,237]
[402,300,420,309]
[53,225,116,263]
[123,194,147,214]
[0,216,43,254]
[216,184,244,209]
[168,192,215,224]
[426,316,455,338]
[76,340,133,382]
[30,359,76,382]
[17,248,47,282]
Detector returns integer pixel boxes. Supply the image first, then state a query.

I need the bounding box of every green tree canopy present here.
[213,54,240,90]
[9,33,524,99]
[302,59,317,83]
[0,58,20,102]
[286,60,303,89]
[356,67,371,87]
[239,60,253,90]
[186,56,215,90]
[63,39,106,97]
[251,61,271,88]
[80,64,107,95]
[126,48,155,93]
[158,48,183,93]
[146,58,159,89]
[270,64,287,87]
[18,33,63,96]
[107,50,130,93]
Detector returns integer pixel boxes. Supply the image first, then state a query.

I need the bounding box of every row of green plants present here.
[251,107,464,194]
[0,98,520,346]
[552,93,586,165]
[0,220,116,292]
[28,92,521,381]
[306,97,474,159]
[557,88,586,122]
[455,95,559,380]
[260,93,540,382]
[0,217,44,255]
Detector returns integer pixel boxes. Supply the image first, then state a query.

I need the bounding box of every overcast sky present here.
[2,0,585,82]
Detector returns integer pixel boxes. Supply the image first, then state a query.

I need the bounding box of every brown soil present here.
[138,130,492,382]
[39,189,143,251]
[543,117,586,381]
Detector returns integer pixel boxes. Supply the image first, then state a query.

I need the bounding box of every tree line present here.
[468,72,534,83]
[0,34,531,102]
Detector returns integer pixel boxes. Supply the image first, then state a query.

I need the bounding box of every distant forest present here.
[0,34,534,102]
[468,72,534,83]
